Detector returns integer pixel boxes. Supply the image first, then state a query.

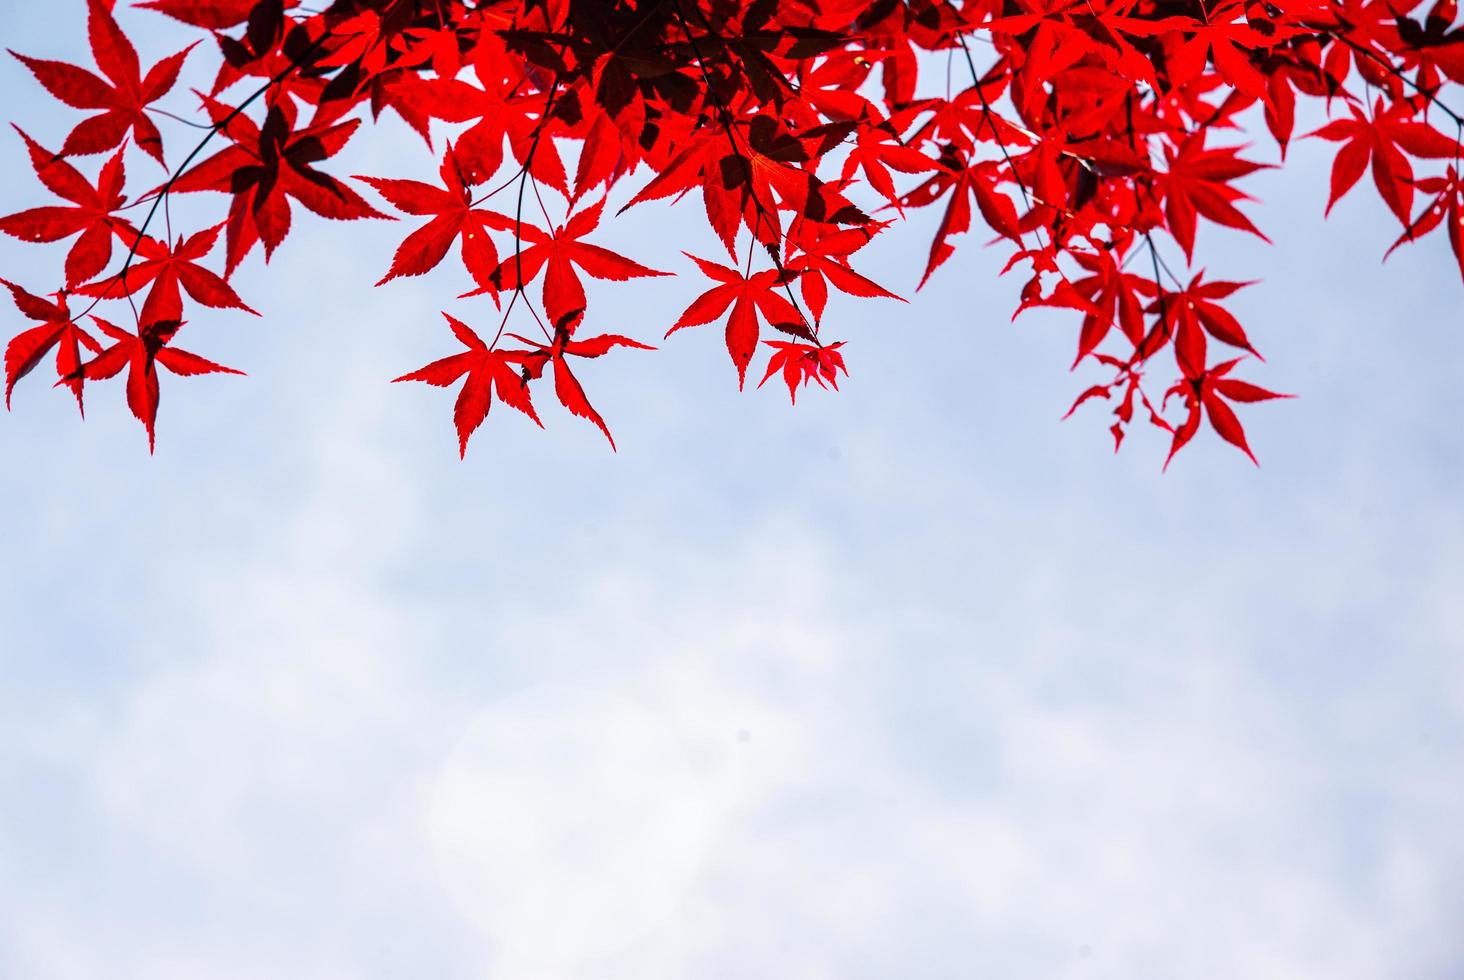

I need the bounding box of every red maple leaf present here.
[1154,134,1271,260]
[899,144,1025,287]
[1067,249,1154,366]
[1313,0,1412,89]
[628,112,865,257]
[1310,99,1461,225]
[393,313,542,457]
[1163,357,1291,467]
[757,339,848,403]
[80,315,243,451]
[355,144,518,290]
[839,116,937,213]
[1062,355,1175,453]
[0,128,131,287]
[1145,272,1258,378]
[669,252,806,387]
[168,94,387,274]
[470,198,669,327]
[9,0,193,164]
[509,317,656,450]
[1164,1,1294,101]
[1388,165,1464,283]
[133,0,266,30]
[2,280,102,413]
[783,222,902,324]
[390,73,568,189]
[74,223,257,325]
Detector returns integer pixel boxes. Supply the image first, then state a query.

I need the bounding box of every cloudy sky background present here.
[1,4,1462,978]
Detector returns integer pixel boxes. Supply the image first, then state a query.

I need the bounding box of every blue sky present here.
[1,4,1462,979]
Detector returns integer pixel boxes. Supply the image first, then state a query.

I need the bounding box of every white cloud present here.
[4,490,1464,979]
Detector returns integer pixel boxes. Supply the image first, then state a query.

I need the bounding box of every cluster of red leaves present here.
[3,0,1461,460]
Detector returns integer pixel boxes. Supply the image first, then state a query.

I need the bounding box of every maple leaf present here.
[982,8,1098,104]
[168,95,388,275]
[393,313,542,457]
[634,131,761,257]
[571,109,631,204]
[9,0,193,164]
[628,112,865,257]
[669,252,806,388]
[392,26,469,81]
[2,279,101,414]
[839,118,937,213]
[1067,249,1154,365]
[79,315,243,452]
[1164,0,1297,101]
[205,2,323,109]
[796,49,877,121]
[1387,165,1464,283]
[1155,134,1272,260]
[1060,354,1175,452]
[783,222,903,323]
[355,144,519,290]
[316,11,394,77]
[0,128,131,287]
[899,145,1024,287]
[1144,272,1258,378]
[468,198,669,327]
[757,339,848,403]
[1310,100,1461,225]
[1313,0,1411,89]
[508,315,656,450]
[905,81,1032,154]
[73,223,257,325]
[133,0,269,30]
[1163,357,1291,467]
[1074,0,1193,86]
[390,73,568,189]
[735,113,869,240]
[1394,0,1464,89]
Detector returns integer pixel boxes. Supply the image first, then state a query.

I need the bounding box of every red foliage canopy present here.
[3,0,1461,461]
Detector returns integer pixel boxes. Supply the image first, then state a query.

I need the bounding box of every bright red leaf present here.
[80,314,242,451]
[9,0,193,164]
[2,280,102,413]
[393,312,542,457]
[0,129,131,286]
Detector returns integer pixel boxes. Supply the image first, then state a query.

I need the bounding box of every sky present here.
[1,4,1463,979]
